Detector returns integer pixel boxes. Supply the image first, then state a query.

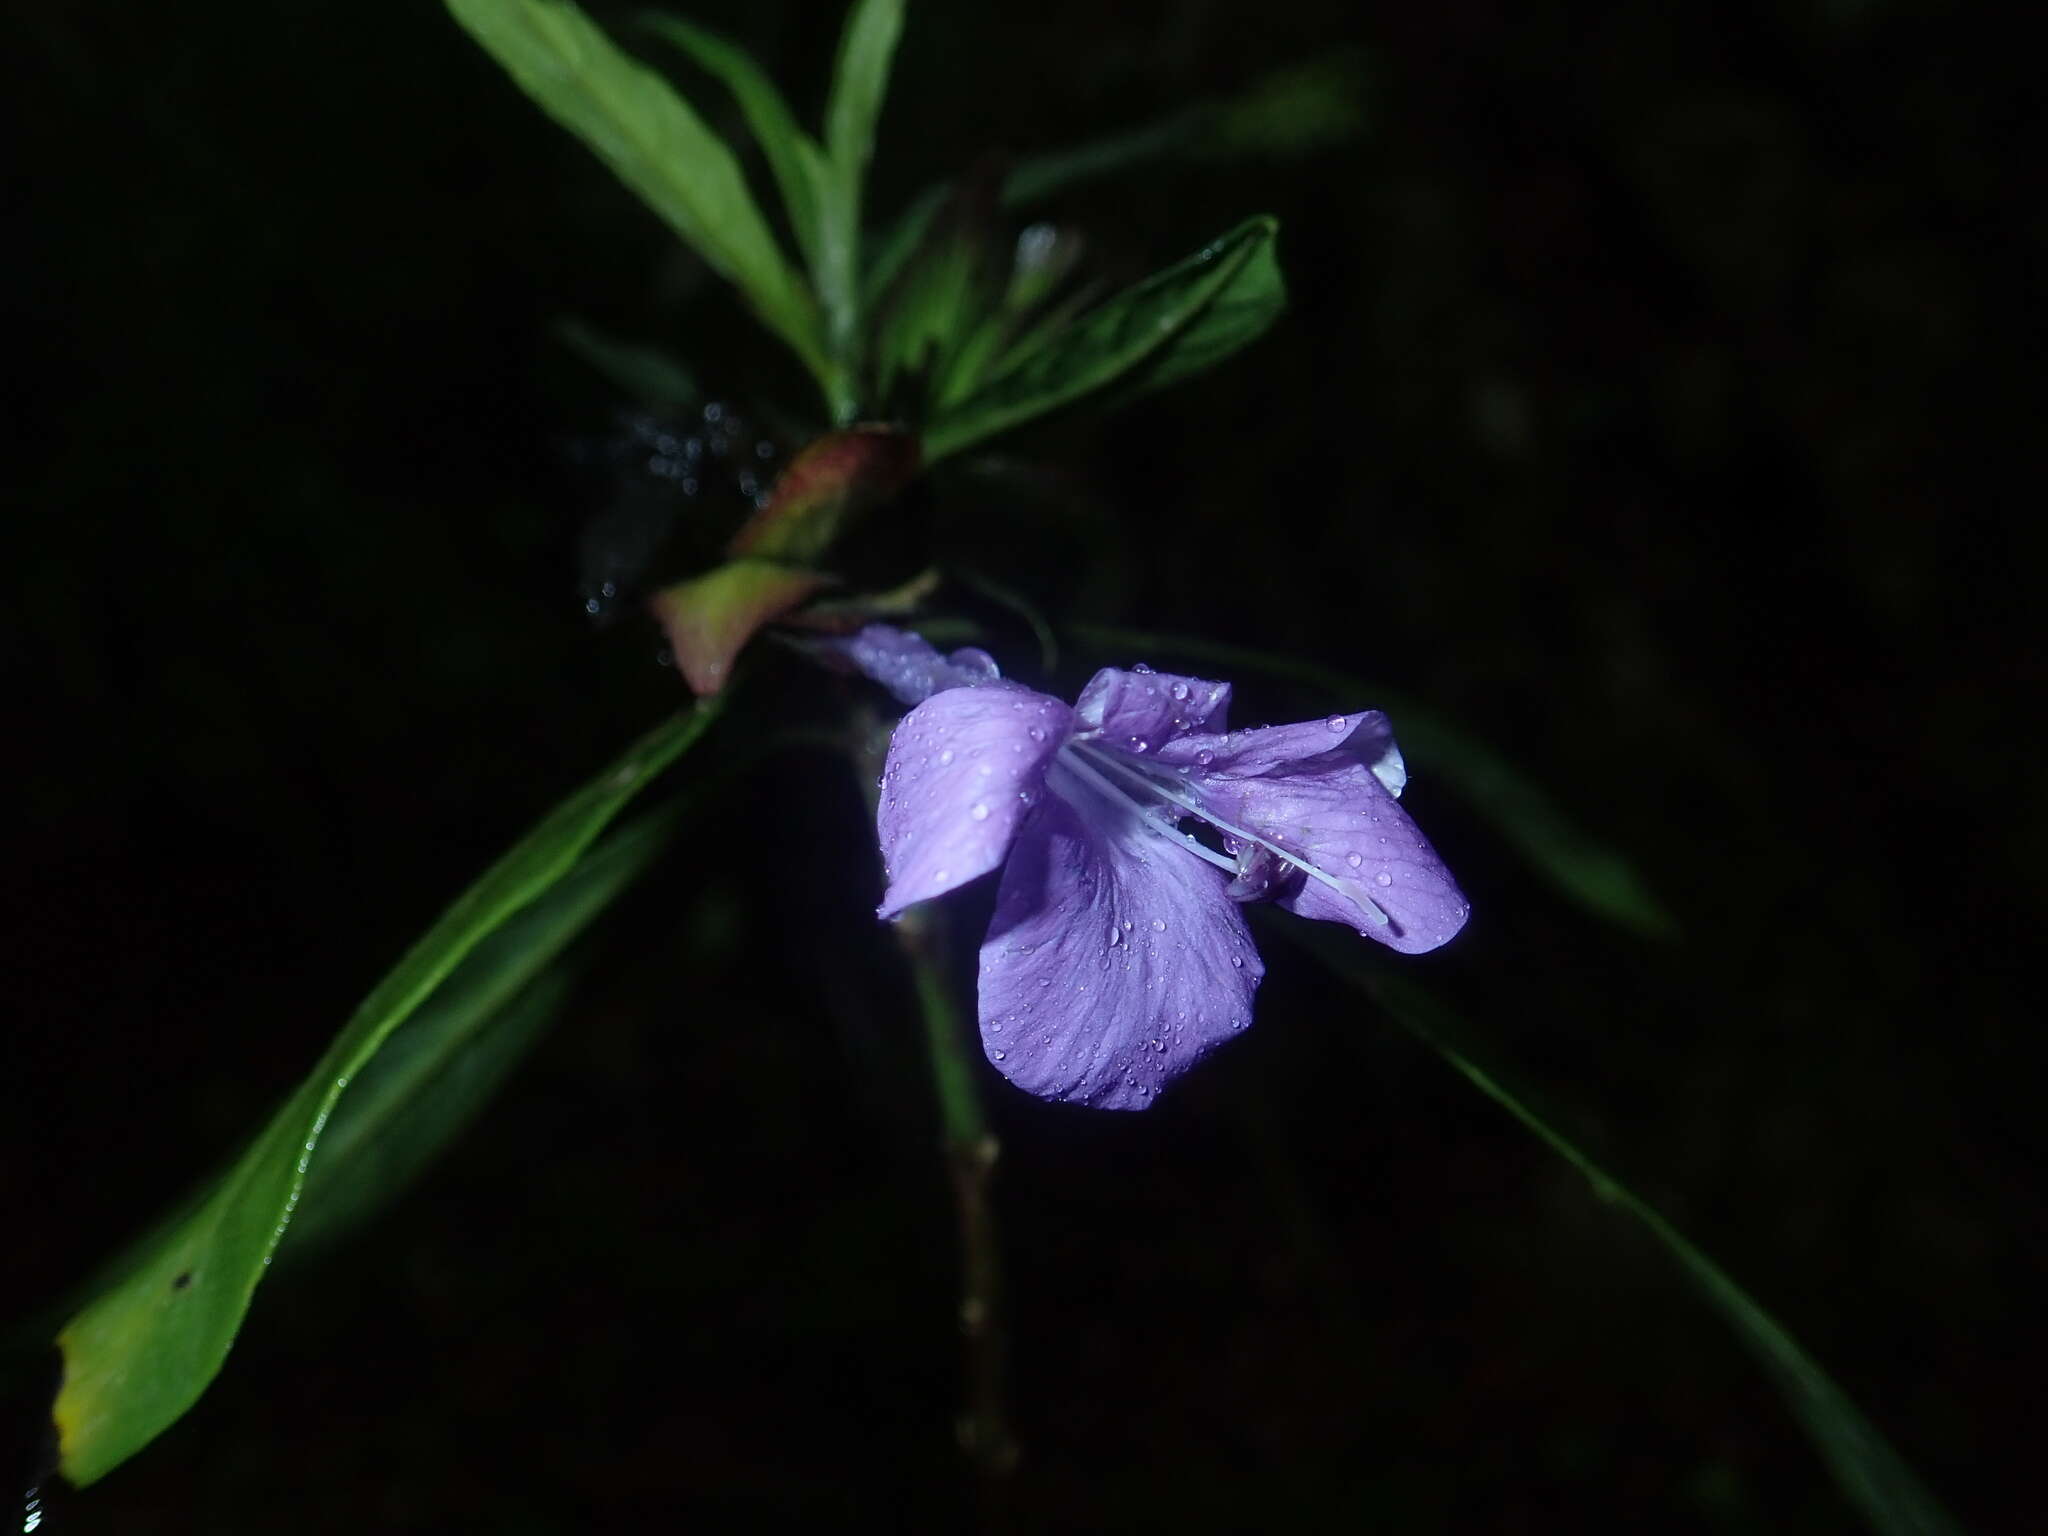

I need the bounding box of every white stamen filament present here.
[1067,741,1390,926]
[1053,747,1239,874]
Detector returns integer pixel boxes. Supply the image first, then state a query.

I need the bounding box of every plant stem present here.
[845,713,1019,1480]
[892,905,1019,1479]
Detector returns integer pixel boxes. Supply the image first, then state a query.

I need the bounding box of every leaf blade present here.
[639,13,830,278]
[819,0,906,391]
[282,809,680,1255]
[51,704,719,1486]
[921,217,1284,463]
[444,0,830,390]
[1295,942,1964,1536]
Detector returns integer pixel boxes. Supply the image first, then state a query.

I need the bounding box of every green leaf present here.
[554,316,700,410]
[51,704,720,1486]
[444,0,832,395]
[639,14,831,281]
[283,810,680,1256]
[1293,939,1964,1536]
[869,177,1004,410]
[922,217,1285,464]
[816,0,905,391]
[1067,625,1676,939]
[824,0,904,187]
[864,54,1367,306]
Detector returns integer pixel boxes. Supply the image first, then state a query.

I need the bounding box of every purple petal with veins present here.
[1071,665,1231,754]
[823,623,1002,706]
[978,786,1262,1110]
[1159,713,1466,953]
[876,684,1070,917]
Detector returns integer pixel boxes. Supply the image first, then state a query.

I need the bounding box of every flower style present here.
[836,626,1469,1109]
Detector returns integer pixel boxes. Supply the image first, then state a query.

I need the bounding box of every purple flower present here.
[834,626,1469,1110]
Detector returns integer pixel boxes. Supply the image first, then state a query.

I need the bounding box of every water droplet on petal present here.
[1327,715,1348,732]
[1131,739,1150,753]
[993,1050,1006,1061]
[1133,662,1154,674]
[939,749,955,765]
[1151,919,1166,931]
[1375,871,1393,886]
[1169,682,1189,700]
[971,802,989,821]
[1346,853,1363,868]
[1195,750,1214,766]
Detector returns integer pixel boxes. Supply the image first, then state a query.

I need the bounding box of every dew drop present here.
[1346,853,1363,868]
[1375,871,1393,886]
[971,802,990,821]
[939,748,955,765]
[1151,919,1166,931]
[1108,925,1123,947]
[1131,738,1150,753]
[1230,955,1244,968]
[1195,749,1214,766]
[993,1050,1006,1061]
[1133,662,1154,674]
[1327,715,1348,732]
[1169,681,1189,700]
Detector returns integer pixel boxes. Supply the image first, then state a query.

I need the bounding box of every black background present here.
[3,0,2039,1530]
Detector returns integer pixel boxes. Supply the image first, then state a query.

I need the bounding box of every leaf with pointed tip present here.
[921,217,1284,463]
[640,13,831,281]
[1292,937,1964,1536]
[555,317,700,411]
[650,559,831,696]
[50,705,719,1487]
[822,0,905,328]
[444,0,830,392]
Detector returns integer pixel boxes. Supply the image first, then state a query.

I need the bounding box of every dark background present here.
[3,0,2038,1530]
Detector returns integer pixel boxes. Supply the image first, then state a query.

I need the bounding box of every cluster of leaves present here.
[448,0,1286,692]
[448,0,1283,453]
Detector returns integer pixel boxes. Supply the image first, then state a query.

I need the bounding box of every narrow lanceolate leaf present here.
[640,14,830,278]
[283,811,681,1256]
[1294,940,1964,1536]
[445,0,830,390]
[1067,626,1675,939]
[51,705,720,1487]
[922,217,1285,464]
[555,316,700,410]
[819,0,905,364]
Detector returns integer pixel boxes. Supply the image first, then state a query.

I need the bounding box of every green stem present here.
[847,717,1018,1478]
[892,906,1017,1477]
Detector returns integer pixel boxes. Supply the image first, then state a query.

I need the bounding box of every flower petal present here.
[877,685,1071,917]
[1071,666,1231,755]
[1163,712,1467,953]
[1157,710,1405,796]
[977,782,1264,1110]
[824,622,1002,706]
